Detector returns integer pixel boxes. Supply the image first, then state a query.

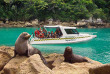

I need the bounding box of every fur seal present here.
[64,46,88,63]
[13,32,47,64]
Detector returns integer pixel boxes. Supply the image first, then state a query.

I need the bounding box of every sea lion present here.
[64,46,88,63]
[13,32,47,64]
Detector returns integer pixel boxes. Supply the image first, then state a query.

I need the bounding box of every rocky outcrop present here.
[45,54,102,74]
[0,46,14,72]
[0,51,11,71]
[0,46,110,74]
[0,18,110,28]
[45,53,64,69]
[19,54,53,74]
[89,64,110,74]
[3,54,53,74]
[3,56,27,74]
[52,57,103,74]
[0,46,14,57]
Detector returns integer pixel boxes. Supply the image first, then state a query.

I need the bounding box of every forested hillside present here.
[0,0,110,22]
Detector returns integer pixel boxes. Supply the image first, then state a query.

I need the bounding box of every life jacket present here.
[34,30,37,36]
[40,33,44,38]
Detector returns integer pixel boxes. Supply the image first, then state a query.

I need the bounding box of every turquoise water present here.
[0,27,110,64]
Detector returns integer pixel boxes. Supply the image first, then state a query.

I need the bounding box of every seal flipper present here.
[39,52,47,65]
[12,49,17,58]
[34,48,47,65]
[26,49,31,57]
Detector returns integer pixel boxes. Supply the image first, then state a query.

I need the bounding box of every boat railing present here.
[29,33,34,42]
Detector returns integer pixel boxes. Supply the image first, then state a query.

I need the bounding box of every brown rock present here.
[0,21,3,24]
[3,54,53,74]
[0,46,108,74]
[61,22,70,26]
[19,54,53,74]
[45,53,64,69]
[0,70,4,74]
[0,46,14,57]
[25,22,32,26]
[31,19,38,25]
[0,51,11,71]
[89,64,110,74]
[52,57,103,74]
[3,56,27,74]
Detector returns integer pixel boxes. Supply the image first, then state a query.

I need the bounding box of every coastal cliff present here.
[0,46,110,74]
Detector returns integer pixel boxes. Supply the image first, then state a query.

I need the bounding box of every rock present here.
[52,57,103,74]
[61,22,70,26]
[3,56,27,74]
[52,57,64,67]
[18,21,25,24]
[3,54,53,74]
[45,53,64,69]
[0,46,109,74]
[47,18,53,25]
[31,19,38,25]
[0,46,14,57]
[0,51,11,71]
[0,70,4,74]
[5,21,9,24]
[0,21,3,24]
[89,64,110,74]
[19,54,53,74]
[25,22,33,27]
[52,20,62,25]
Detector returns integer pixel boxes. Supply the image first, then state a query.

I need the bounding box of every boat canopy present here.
[44,25,76,29]
[44,25,77,36]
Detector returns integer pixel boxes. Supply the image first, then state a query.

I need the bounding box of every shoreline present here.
[0,20,110,28]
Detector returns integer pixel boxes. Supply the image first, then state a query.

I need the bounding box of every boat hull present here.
[30,35,96,45]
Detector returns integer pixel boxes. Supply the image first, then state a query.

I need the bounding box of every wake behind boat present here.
[29,25,97,44]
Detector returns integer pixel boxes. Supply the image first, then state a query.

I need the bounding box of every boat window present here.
[45,27,63,37]
[65,29,79,34]
[45,27,57,33]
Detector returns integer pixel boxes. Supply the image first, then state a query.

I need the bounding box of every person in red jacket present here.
[34,29,40,37]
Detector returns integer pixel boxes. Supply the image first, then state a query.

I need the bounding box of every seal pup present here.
[64,46,88,63]
[13,32,47,64]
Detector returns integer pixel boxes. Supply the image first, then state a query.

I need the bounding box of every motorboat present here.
[29,25,97,44]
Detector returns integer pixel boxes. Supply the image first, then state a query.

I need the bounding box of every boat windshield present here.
[65,29,79,34]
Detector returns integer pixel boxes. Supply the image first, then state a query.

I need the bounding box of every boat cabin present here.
[43,25,79,38]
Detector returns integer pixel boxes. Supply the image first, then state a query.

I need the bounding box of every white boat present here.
[29,25,97,44]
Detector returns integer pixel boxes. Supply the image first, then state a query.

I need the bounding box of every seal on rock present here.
[64,46,88,63]
[13,32,47,64]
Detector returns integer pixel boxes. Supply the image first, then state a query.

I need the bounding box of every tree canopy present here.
[0,0,109,22]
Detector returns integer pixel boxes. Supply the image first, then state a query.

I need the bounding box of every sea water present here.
[0,27,110,64]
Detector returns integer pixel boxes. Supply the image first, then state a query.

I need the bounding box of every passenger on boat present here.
[39,30,44,38]
[34,29,40,37]
[51,31,54,38]
[55,28,62,37]
[43,29,47,38]
[39,27,42,33]
[43,28,45,32]
[47,31,51,38]
[54,32,58,38]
